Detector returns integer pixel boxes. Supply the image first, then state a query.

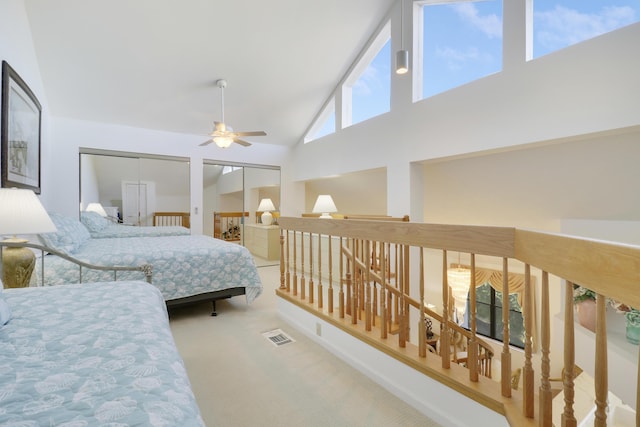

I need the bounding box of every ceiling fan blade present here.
[234,130,266,137]
[233,138,252,147]
[199,139,214,146]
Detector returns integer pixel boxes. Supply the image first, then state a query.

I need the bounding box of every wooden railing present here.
[276,217,640,426]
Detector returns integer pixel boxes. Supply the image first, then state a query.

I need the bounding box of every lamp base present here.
[319,213,333,219]
[2,238,35,288]
[261,211,273,226]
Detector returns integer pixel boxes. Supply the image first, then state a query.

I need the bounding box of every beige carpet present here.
[169,263,442,427]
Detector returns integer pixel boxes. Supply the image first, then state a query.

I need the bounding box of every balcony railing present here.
[276,217,640,426]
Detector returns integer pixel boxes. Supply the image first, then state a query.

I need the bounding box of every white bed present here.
[0,280,205,425]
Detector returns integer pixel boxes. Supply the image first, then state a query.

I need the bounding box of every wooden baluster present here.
[441,250,450,368]
[539,271,552,426]
[280,229,286,290]
[381,242,388,339]
[300,232,305,300]
[351,238,357,325]
[328,234,333,313]
[394,244,400,328]
[293,230,298,296]
[501,258,512,398]
[594,293,608,427]
[309,233,314,304]
[365,240,372,331]
[359,240,365,320]
[562,281,577,427]
[317,233,323,309]
[403,244,410,343]
[523,264,534,417]
[419,247,426,358]
[339,237,345,318]
[468,253,478,382]
[398,245,406,348]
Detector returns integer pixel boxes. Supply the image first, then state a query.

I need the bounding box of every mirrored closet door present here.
[80,150,190,226]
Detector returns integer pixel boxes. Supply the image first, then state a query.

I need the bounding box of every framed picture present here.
[1,60,42,194]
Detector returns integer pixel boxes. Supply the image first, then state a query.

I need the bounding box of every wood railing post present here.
[350,238,357,325]
[365,240,372,331]
[594,293,608,427]
[328,234,333,313]
[381,242,388,339]
[300,232,306,300]
[318,233,323,309]
[292,230,298,296]
[562,281,577,427]
[309,233,314,304]
[419,247,426,358]
[523,263,534,417]
[280,229,286,290]
[441,250,451,369]
[468,253,478,382]
[501,258,512,398]
[539,271,552,426]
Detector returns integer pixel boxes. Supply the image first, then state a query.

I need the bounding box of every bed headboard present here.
[153,212,191,228]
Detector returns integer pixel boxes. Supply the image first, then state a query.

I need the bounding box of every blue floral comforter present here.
[0,281,205,426]
[89,224,190,238]
[35,235,263,303]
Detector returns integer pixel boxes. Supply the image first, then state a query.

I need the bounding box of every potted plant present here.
[573,284,596,332]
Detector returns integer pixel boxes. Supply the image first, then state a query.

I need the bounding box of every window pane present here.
[533,0,640,58]
[351,40,391,126]
[422,1,503,99]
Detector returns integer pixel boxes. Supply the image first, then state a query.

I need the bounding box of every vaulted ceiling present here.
[24,0,396,147]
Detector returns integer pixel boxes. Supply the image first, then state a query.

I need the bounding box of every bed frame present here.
[0,240,153,286]
[153,211,191,228]
[165,287,246,316]
[0,240,241,316]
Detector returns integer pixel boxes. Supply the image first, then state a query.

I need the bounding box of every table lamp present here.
[0,188,57,288]
[257,198,276,226]
[312,195,337,219]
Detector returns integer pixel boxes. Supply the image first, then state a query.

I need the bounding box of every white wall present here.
[0,0,51,203]
[47,118,288,234]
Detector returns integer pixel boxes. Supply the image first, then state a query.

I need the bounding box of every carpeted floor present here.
[168,262,442,427]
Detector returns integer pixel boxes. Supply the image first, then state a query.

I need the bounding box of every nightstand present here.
[244,224,280,260]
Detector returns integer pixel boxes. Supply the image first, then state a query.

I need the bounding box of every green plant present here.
[572,284,596,304]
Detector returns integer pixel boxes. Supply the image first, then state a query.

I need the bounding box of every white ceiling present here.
[23,0,395,147]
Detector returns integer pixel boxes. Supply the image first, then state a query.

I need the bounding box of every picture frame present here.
[1,60,42,194]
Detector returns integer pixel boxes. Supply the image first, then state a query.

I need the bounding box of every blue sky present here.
[311,0,639,140]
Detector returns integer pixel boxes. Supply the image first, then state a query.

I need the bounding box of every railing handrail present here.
[279,217,640,310]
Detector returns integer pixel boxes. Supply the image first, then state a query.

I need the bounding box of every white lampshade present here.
[0,188,57,236]
[448,266,471,325]
[312,195,337,219]
[86,202,108,217]
[257,198,276,225]
[257,198,276,212]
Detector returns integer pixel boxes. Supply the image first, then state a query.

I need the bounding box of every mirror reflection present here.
[79,151,281,266]
[203,161,280,266]
[80,152,190,226]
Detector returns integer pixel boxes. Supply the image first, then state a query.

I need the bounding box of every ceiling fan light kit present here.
[199,79,266,148]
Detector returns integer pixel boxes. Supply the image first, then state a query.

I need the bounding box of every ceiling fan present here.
[200,79,266,148]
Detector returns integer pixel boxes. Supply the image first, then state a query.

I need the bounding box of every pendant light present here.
[395,0,409,75]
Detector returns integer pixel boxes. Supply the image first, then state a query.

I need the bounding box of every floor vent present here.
[262,329,295,347]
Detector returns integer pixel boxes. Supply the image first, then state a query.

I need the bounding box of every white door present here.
[122,182,148,225]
